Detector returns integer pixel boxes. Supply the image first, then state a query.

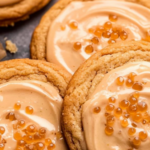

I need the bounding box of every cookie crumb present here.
[0,43,7,60]
[5,40,18,53]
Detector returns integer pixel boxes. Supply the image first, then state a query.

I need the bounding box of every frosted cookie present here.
[0,59,70,150]
[62,41,150,150]
[0,0,51,26]
[31,0,150,74]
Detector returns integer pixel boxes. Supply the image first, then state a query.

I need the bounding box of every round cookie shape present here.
[31,0,150,75]
[62,41,150,150]
[0,0,51,26]
[0,59,70,150]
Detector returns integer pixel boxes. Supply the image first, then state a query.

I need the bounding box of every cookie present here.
[0,59,70,150]
[62,40,150,150]
[0,0,51,26]
[31,0,150,74]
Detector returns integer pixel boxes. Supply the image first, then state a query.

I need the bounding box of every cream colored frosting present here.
[82,61,150,150]
[0,0,21,7]
[0,80,68,150]
[47,1,150,74]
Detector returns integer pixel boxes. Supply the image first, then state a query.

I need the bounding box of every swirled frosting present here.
[0,80,68,150]
[47,1,150,74]
[82,61,150,150]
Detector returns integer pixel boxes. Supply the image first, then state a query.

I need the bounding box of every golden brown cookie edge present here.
[62,41,150,150]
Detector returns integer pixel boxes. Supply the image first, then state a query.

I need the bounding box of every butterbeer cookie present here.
[0,59,70,150]
[62,41,150,150]
[0,0,51,26]
[31,0,150,74]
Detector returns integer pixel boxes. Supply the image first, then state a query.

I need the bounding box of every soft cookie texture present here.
[62,41,150,150]
[30,0,150,61]
[0,59,71,97]
[0,0,51,27]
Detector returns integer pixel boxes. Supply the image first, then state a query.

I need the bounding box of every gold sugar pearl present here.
[114,107,122,117]
[1,139,6,144]
[35,142,45,150]
[27,125,36,134]
[128,72,137,81]
[120,119,128,128]
[25,144,35,150]
[34,133,42,141]
[133,91,140,99]
[18,140,26,147]
[119,100,129,109]
[105,104,115,112]
[109,14,118,22]
[69,21,78,30]
[123,113,130,118]
[16,147,23,150]
[128,128,136,136]
[120,30,128,40]
[25,135,34,143]
[102,31,111,38]
[126,78,134,87]
[137,101,148,112]
[105,113,110,117]
[18,120,25,128]
[104,21,112,30]
[85,45,94,54]
[73,42,82,50]
[116,76,124,86]
[6,112,16,121]
[132,113,142,123]
[88,26,96,34]
[111,32,119,40]
[139,131,148,141]
[132,137,141,146]
[142,119,147,124]
[0,143,5,150]
[94,29,102,37]
[108,97,116,103]
[91,37,99,44]
[106,115,115,126]
[97,26,105,32]
[39,127,46,135]
[129,96,138,104]
[128,104,138,115]
[132,122,137,128]
[14,131,22,140]
[105,126,114,136]
[145,30,150,42]
[132,82,143,91]
[0,127,5,135]
[45,138,52,146]
[93,107,101,113]
[14,102,21,110]
[47,143,55,150]
[26,106,34,115]
[108,39,116,44]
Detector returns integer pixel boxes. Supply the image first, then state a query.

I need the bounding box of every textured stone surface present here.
[0,0,58,61]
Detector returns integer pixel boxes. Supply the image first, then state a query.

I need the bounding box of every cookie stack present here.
[1,0,150,150]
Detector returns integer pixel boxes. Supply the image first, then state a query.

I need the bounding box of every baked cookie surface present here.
[0,0,51,26]
[31,0,150,74]
[0,59,70,150]
[62,41,150,150]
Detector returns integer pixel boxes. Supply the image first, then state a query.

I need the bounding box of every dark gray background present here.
[0,0,58,61]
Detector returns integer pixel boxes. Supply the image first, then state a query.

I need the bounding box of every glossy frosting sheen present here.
[47,1,150,74]
[0,80,68,150]
[82,61,150,150]
[0,0,21,7]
